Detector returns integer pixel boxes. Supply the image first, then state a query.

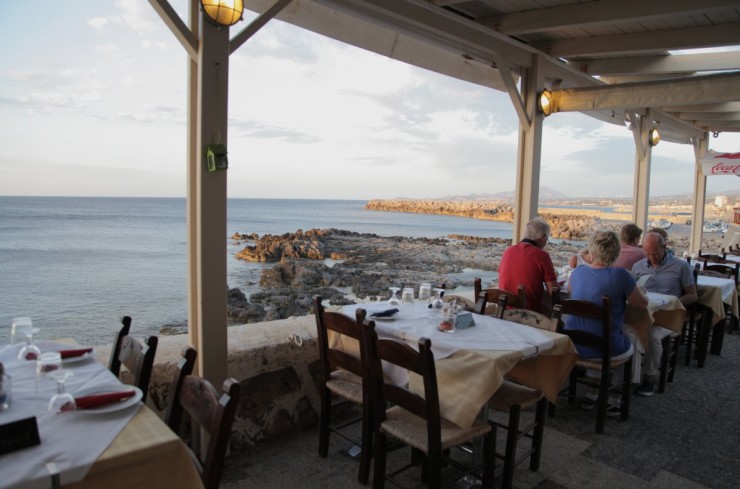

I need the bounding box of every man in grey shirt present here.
[631,232,697,396]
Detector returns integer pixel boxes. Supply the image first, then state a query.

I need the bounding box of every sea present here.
[0,196,514,346]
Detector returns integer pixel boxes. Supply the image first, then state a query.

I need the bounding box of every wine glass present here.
[430,288,445,309]
[48,370,76,414]
[388,287,401,308]
[17,326,41,361]
[419,283,432,302]
[10,317,32,346]
[37,351,62,393]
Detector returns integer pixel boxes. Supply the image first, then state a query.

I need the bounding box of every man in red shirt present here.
[498,217,558,313]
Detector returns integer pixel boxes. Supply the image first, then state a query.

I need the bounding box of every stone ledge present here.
[99,315,322,450]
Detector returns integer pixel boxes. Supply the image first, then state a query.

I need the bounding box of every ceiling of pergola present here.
[246,0,740,144]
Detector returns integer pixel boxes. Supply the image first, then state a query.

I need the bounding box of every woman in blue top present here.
[566,229,648,359]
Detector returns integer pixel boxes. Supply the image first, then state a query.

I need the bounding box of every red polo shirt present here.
[498,240,557,313]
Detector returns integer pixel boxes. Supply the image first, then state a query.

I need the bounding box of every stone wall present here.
[98,315,323,452]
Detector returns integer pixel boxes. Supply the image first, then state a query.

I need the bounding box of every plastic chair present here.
[314,296,372,484]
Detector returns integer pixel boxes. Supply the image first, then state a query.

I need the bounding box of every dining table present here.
[337,302,577,429]
[696,275,739,358]
[0,340,203,489]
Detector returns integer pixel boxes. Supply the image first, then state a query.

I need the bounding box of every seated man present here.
[631,232,697,396]
[613,223,646,270]
[498,217,557,314]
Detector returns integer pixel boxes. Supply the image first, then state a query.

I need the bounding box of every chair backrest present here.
[314,296,368,387]
[552,296,611,369]
[502,308,557,331]
[165,346,198,432]
[116,335,158,402]
[475,286,524,315]
[177,376,241,489]
[108,315,132,375]
[362,323,442,455]
[475,293,508,317]
[703,263,739,283]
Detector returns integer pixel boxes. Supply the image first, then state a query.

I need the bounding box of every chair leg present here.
[667,335,679,383]
[501,406,521,489]
[596,372,609,434]
[482,427,495,488]
[319,388,331,457]
[529,398,548,471]
[567,370,577,404]
[372,431,387,489]
[658,336,670,394]
[427,450,442,489]
[358,401,372,484]
[684,316,695,366]
[697,312,712,368]
[621,357,632,421]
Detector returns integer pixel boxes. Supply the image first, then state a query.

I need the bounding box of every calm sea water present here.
[0,197,513,345]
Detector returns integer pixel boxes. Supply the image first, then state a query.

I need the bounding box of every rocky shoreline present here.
[211,226,723,328]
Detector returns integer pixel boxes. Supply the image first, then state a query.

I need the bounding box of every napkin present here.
[59,348,93,359]
[369,308,399,318]
[75,390,136,410]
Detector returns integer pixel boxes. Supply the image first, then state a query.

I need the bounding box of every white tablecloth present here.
[0,341,140,489]
[697,275,736,303]
[342,302,555,359]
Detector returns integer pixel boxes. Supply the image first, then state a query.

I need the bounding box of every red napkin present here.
[75,390,136,410]
[59,348,93,359]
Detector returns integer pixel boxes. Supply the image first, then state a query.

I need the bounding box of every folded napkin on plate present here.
[369,308,399,318]
[75,390,136,410]
[59,348,93,359]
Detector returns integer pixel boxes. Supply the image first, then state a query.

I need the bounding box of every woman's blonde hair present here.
[587,228,621,266]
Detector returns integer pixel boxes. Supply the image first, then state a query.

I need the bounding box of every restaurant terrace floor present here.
[220,332,740,489]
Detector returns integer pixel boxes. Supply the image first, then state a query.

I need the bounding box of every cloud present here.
[116,105,182,123]
[88,17,109,30]
[95,44,120,54]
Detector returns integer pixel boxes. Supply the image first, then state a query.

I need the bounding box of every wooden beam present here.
[480,0,740,35]
[569,52,740,77]
[230,0,294,54]
[148,0,198,60]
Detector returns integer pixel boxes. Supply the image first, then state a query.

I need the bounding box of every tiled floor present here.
[222,332,740,489]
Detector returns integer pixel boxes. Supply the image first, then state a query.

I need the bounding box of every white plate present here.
[61,349,95,365]
[73,385,143,414]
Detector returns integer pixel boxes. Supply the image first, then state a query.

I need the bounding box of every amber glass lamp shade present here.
[201,0,244,27]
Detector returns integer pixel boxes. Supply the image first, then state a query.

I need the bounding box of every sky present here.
[0,0,738,200]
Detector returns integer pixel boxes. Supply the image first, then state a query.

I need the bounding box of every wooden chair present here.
[658,332,680,394]
[475,286,525,316]
[164,346,198,431]
[108,316,158,403]
[167,375,240,489]
[474,278,526,309]
[551,297,633,434]
[314,296,372,484]
[490,309,553,489]
[502,309,557,332]
[683,265,715,368]
[362,325,494,489]
[107,315,132,376]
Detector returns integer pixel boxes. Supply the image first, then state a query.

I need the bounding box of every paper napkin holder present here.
[455,312,475,330]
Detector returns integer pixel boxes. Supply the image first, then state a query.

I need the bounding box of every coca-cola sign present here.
[700,151,740,176]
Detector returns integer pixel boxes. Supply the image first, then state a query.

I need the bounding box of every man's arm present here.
[679,284,698,306]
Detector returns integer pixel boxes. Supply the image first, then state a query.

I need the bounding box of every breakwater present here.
[365,199,600,239]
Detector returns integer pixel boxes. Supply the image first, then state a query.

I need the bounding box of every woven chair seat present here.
[575,354,631,370]
[489,380,543,412]
[380,406,492,452]
[326,370,363,404]
[502,309,554,331]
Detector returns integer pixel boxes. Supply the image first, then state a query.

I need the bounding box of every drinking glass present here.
[401,287,415,317]
[48,370,76,414]
[17,327,41,361]
[418,283,432,302]
[10,317,32,346]
[388,287,401,307]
